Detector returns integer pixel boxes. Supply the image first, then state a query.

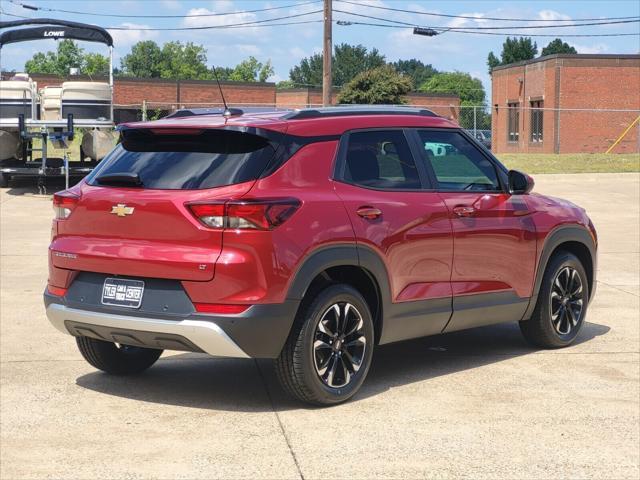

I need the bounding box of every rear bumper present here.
[44,295,300,359]
[46,303,250,358]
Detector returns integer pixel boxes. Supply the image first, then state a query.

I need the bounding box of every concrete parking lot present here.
[1,173,638,479]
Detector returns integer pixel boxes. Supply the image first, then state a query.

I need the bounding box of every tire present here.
[275,284,375,406]
[76,336,163,375]
[0,174,8,188]
[520,251,589,348]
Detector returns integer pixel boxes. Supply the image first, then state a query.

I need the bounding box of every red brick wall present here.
[178,81,276,106]
[404,93,460,120]
[492,55,640,154]
[275,88,339,108]
[115,79,177,106]
[5,73,68,88]
[121,79,277,108]
[557,60,640,153]
[6,74,277,109]
[275,89,310,108]
[306,89,340,107]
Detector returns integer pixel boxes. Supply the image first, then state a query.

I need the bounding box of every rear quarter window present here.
[87,129,276,190]
[341,130,421,190]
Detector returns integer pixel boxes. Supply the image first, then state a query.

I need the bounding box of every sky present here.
[1,0,639,94]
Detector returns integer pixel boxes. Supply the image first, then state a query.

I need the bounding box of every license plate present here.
[101,278,144,309]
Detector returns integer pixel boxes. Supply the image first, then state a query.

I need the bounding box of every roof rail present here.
[282,106,437,120]
[165,107,244,119]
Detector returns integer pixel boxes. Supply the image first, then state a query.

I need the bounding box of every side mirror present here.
[508,170,534,194]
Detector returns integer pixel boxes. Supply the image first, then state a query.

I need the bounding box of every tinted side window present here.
[343,130,420,190]
[416,130,500,191]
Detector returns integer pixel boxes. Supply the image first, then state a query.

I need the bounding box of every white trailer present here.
[0,19,117,190]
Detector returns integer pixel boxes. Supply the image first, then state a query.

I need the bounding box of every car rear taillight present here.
[187,198,301,230]
[47,285,68,297]
[53,191,80,219]
[194,303,250,314]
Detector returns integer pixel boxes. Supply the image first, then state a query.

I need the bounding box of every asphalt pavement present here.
[1,173,638,479]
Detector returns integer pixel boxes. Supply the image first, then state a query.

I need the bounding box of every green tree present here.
[338,65,412,104]
[421,72,489,129]
[212,66,234,81]
[24,52,58,75]
[276,80,296,89]
[159,41,212,80]
[228,56,274,82]
[84,53,110,77]
[120,41,275,82]
[487,37,538,73]
[392,59,438,88]
[55,39,84,74]
[289,52,324,87]
[419,71,485,106]
[541,38,577,57]
[487,52,501,74]
[289,43,386,87]
[120,41,163,77]
[258,59,274,82]
[333,44,386,86]
[24,40,109,77]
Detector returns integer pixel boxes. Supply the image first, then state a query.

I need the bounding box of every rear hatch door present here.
[52,126,284,281]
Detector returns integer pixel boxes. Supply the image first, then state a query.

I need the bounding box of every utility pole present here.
[322,0,332,107]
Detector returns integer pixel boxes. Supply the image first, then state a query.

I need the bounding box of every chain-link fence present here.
[413,103,639,154]
[112,102,640,154]
[457,105,492,132]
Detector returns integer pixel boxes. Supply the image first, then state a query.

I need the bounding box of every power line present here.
[336,0,640,23]
[2,10,635,37]
[0,8,30,19]
[7,0,321,18]
[0,9,325,30]
[2,6,637,37]
[333,9,640,30]
[187,19,324,30]
[444,28,640,37]
[335,20,640,37]
[106,9,323,30]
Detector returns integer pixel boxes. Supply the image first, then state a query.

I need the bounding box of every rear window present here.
[87,129,277,190]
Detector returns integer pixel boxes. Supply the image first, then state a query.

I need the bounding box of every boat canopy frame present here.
[0,18,115,121]
[0,19,116,190]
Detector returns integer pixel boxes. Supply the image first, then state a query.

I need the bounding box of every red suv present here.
[45,107,597,405]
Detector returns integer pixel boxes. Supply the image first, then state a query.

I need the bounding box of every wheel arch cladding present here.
[286,244,390,345]
[523,225,596,320]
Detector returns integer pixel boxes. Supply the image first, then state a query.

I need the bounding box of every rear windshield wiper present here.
[95,172,143,187]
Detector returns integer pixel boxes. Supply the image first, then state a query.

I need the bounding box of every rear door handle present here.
[356,206,382,220]
[453,206,476,217]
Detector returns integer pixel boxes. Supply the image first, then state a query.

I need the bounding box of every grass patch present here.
[497,153,640,174]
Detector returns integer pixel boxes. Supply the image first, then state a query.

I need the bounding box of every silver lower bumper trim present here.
[45,303,249,358]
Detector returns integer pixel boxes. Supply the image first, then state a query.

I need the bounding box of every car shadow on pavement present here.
[75,320,610,412]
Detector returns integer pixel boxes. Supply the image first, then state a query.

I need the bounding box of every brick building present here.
[491,54,640,154]
[2,73,460,122]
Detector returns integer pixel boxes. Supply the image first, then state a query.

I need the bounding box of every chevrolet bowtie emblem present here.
[110,204,135,217]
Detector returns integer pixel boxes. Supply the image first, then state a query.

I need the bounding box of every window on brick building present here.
[507,102,519,142]
[530,100,543,143]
